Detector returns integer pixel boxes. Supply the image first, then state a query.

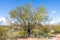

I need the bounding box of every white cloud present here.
[51,11,56,13]
[49,21,56,24]
[0,17,7,23]
[0,17,10,25]
[58,18,60,21]
[48,18,60,24]
[11,21,15,23]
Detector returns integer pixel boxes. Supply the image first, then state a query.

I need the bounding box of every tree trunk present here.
[27,22,31,37]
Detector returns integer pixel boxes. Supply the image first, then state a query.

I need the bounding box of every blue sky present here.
[0,0,60,24]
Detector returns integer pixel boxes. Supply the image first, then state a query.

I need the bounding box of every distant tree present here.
[9,4,49,37]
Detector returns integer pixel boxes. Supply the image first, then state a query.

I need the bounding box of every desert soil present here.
[17,34,60,40]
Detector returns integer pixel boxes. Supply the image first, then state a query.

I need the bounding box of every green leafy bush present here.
[0,27,9,40]
[53,25,60,33]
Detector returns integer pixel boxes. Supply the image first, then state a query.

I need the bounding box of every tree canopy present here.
[9,4,49,23]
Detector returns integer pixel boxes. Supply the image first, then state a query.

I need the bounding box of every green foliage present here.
[9,4,49,23]
[16,30,26,37]
[53,24,60,33]
[0,27,9,40]
[43,26,51,33]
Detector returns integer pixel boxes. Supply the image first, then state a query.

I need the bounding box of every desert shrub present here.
[0,27,9,40]
[16,30,27,38]
[53,25,60,33]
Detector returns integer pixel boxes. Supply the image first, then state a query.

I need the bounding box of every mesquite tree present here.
[9,4,49,37]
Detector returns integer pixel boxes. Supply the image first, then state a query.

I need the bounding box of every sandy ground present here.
[17,38,48,40]
[17,35,60,40]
